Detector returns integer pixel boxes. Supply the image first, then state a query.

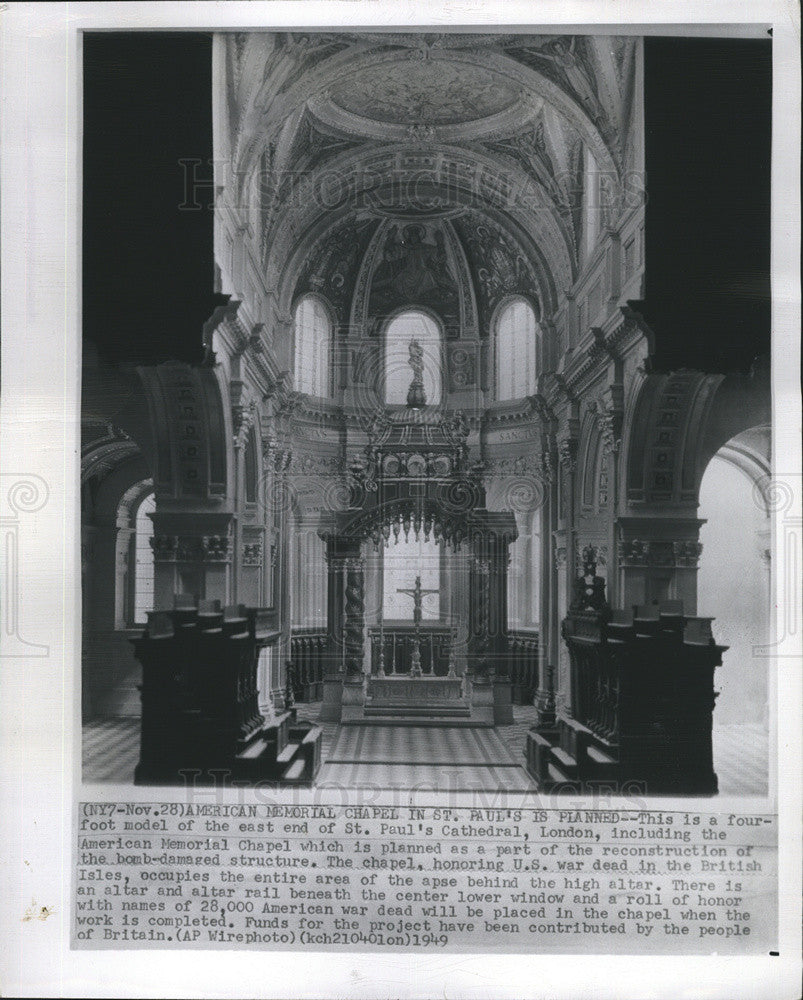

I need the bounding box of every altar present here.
[364,674,469,721]
[317,393,518,727]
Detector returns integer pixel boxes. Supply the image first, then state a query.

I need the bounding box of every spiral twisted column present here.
[344,556,366,679]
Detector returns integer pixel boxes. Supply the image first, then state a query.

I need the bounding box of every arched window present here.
[382,535,441,621]
[384,311,442,406]
[132,492,155,625]
[293,295,331,397]
[495,298,540,401]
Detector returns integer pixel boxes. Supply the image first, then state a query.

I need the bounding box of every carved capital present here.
[672,540,704,568]
[200,534,232,562]
[150,534,177,562]
[618,538,650,566]
[242,541,263,567]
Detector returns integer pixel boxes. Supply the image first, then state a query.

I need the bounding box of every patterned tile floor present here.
[83,705,769,797]
[317,723,536,792]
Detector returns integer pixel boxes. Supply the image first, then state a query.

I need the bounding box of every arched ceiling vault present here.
[271,147,571,317]
[222,31,637,331]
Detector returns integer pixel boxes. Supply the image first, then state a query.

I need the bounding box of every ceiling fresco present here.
[328,59,522,126]
[222,31,639,327]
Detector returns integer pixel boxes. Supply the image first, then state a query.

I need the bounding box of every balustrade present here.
[368,624,453,676]
[289,629,327,701]
[508,628,540,704]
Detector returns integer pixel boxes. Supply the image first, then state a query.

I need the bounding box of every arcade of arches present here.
[81,32,771,794]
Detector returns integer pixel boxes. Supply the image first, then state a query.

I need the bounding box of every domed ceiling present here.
[223,31,639,323]
[327,58,522,126]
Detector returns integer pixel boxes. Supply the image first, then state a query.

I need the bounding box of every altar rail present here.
[508,628,540,705]
[368,624,453,676]
[289,629,327,702]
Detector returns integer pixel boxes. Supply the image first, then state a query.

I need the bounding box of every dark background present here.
[640,36,772,373]
[82,32,772,372]
[83,33,218,365]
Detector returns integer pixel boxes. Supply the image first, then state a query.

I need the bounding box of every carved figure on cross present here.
[396,575,439,676]
[396,575,438,628]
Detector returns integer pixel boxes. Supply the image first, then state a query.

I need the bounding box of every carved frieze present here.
[590,393,623,455]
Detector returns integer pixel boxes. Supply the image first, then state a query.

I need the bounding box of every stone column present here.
[467,545,490,676]
[534,445,558,728]
[467,513,516,723]
[555,434,578,716]
[344,555,366,679]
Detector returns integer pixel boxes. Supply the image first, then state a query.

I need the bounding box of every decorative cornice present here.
[560,305,652,394]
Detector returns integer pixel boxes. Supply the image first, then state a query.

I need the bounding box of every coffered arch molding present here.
[137,362,235,508]
[233,43,620,193]
[578,407,605,512]
[623,371,727,510]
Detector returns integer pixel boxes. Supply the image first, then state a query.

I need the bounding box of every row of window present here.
[293,297,542,402]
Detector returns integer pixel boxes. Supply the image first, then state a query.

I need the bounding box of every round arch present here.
[697,427,771,738]
[270,145,572,312]
[381,308,444,407]
[492,295,542,402]
[291,292,335,398]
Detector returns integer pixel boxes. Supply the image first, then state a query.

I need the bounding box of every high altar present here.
[317,377,518,726]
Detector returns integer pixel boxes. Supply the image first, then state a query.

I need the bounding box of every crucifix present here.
[396,575,439,676]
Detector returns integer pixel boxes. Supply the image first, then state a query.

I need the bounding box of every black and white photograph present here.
[80,28,771,797]
[0,3,800,997]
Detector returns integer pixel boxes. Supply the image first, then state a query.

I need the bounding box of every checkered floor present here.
[83,704,768,796]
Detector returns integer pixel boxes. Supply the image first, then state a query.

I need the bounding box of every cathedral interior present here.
[81,32,771,795]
